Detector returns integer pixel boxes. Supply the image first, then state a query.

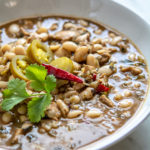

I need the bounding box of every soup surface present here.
[0,16,148,150]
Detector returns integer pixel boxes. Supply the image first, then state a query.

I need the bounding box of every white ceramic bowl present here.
[0,0,150,150]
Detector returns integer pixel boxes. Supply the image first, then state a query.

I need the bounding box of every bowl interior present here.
[0,0,150,149]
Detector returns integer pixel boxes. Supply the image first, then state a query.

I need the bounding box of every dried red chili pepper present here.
[96,84,109,93]
[93,74,97,81]
[42,64,83,83]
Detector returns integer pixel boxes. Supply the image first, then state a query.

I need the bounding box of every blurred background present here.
[108,1,150,150]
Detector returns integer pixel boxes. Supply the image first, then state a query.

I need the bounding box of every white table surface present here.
[107,1,150,150]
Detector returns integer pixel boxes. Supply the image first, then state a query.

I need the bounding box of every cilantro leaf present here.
[1,78,29,111]
[3,89,12,98]
[26,64,47,81]
[1,64,56,123]
[26,64,47,91]
[27,94,51,122]
[44,75,56,93]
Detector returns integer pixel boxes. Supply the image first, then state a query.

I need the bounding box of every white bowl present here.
[0,0,150,150]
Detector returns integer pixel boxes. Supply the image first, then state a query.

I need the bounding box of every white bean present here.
[119,99,133,108]
[36,27,48,34]
[90,81,99,89]
[50,44,61,51]
[41,121,52,131]
[67,110,83,118]
[17,105,27,115]
[73,83,85,90]
[71,105,79,110]
[114,93,123,101]
[122,111,131,118]
[70,95,81,104]
[55,47,70,57]
[79,20,88,27]
[11,128,23,144]
[110,36,122,45]
[100,95,114,107]
[109,32,116,38]
[50,23,58,31]
[16,38,26,45]
[98,65,113,76]
[76,33,89,43]
[39,33,49,42]
[86,54,99,68]
[97,49,108,55]
[46,102,61,120]
[124,90,132,97]
[137,55,144,63]
[74,46,88,62]
[8,24,20,34]
[62,41,77,52]
[38,128,46,134]
[0,81,8,88]
[64,91,78,98]
[92,38,102,44]
[73,61,81,70]
[94,29,102,35]
[132,67,142,75]
[93,44,103,51]
[1,44,11,53]
[134,82,141,88]
[19,115,28,122]
[4,52,15,61]
[86,109,102,118]
[121,66,142,75]
[51,120,60,129]
[128,53,136,61]
[56,99,69,117]
[14,45,26,55]
[101,38,110,45]
[54,30,77,41]
[80,87,94,100]
[63,22,76,29]
[2,112,12,124]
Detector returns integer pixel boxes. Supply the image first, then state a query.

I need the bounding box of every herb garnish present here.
[1,64,56,123]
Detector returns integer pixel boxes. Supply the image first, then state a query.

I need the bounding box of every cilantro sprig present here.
[2,79,29,111]
[1,64,56,123]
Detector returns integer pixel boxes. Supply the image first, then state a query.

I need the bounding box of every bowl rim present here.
[0,0,150,150]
